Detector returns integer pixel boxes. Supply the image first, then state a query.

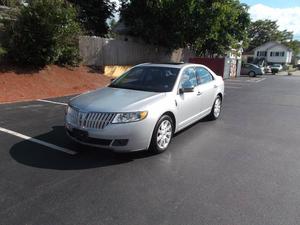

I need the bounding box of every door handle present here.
[214,85,218,89]
[197,91,202,96]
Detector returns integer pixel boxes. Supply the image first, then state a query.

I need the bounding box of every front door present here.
[175,67,201,129]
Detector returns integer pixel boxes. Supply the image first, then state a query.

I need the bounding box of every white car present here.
[271,64,283,73]
[65,63,225,153]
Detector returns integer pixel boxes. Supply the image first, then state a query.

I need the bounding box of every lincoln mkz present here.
[65,63,224,153]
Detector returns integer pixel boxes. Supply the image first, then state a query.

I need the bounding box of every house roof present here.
[253,41,292,52]
[243,50,254,55]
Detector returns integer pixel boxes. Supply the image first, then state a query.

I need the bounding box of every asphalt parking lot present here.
[1,75,300,225]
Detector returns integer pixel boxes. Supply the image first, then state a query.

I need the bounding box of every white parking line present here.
[0,127,77,155]
[225,86,242,89]
[37,99,68,106]
[255,78,266,83]
[225,82,249,86]
[246,78,266,83]
[225,79,246,82]
[19,104,44,109]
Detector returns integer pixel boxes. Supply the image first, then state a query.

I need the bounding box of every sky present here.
[241,0,300,40]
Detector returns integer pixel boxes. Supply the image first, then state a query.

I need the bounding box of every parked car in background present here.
[65,63,224,153]
[270,64,283,74]
[264,65,272,74]
[241,63,264,77]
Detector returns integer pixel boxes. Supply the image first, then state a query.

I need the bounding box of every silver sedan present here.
[65,63,224,153]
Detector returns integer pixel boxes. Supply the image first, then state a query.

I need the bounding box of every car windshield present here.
[109,66,180,92]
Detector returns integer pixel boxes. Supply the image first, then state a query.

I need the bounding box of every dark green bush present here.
[0,46,6,62]
[2,0,82,67]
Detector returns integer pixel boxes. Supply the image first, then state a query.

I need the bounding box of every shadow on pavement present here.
[9,126,156,170]
[10,116,215,170]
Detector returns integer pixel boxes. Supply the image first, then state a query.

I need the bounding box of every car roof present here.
[137,63,202,69]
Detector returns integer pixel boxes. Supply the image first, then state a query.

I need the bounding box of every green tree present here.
[2,0,82,67]
[120,0,194,50]
[120,0,250,56]
[0,0,22,7]
[68,0,115,36]
[192,0,250,56]
[285,40,300,56]
[246,19,293,51]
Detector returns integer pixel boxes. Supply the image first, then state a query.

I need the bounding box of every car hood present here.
[70,87,165,112]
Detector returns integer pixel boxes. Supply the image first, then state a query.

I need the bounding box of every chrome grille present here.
[70,109,116,129]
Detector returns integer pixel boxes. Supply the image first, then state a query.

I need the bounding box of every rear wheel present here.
[149,115,174,154]
[208,96,222,120]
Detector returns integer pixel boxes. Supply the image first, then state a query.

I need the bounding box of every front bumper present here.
[65,119,154,152]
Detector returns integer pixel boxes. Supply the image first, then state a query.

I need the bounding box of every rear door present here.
[241,64,250,75]
[195,67,217,114]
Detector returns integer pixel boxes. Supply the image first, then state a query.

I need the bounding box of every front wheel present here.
[149,115,174,154]
[249,71,256,77]
[208,96,222,120]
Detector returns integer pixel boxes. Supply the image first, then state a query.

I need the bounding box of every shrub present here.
[0,46,6,62]
[2,0,82,67]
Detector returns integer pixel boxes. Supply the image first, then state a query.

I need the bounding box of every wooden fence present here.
[79,36,194,66]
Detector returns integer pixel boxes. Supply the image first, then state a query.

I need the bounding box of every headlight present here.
[66,105,75,115]
[65,106,77,124]
[112,111,148,124]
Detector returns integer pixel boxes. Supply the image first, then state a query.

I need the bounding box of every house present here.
[253,41,293,65]
[112,20,138,43]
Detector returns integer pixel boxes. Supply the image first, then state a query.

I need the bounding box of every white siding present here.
[267,45,291,64]
[254,42,292,64]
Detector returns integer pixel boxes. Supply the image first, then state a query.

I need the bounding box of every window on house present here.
[257,51,267,57]
[270,52,285,57]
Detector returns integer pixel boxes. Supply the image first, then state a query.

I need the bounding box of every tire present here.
[249,71,256,77]
[207,96,222,120]
[149,115,174,154]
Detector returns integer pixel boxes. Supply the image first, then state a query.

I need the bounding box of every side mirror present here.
[179,86,194,94]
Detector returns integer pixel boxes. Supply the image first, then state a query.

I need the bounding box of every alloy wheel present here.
[213,97,222,118]
[157,120,172,149]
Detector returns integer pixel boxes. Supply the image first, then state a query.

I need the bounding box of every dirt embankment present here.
[0,65,111,103]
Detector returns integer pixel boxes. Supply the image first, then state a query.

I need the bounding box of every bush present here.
[2,0,82,67]
[0,46,7,62]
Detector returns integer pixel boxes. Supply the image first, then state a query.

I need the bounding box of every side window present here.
[180,67,197,88]
[195,67,214,85]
